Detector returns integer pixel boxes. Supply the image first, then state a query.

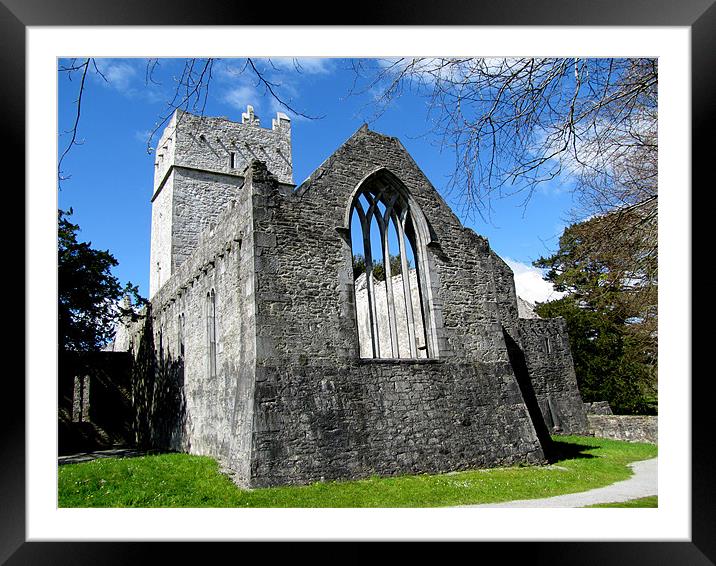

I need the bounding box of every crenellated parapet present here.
[153,107,292,197]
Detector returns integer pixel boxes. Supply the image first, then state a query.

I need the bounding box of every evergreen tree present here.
[534,210,657,415]
[352,254,406,281]
[58,208,144,351]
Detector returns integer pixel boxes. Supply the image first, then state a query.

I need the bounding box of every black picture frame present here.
[11,0,709,561]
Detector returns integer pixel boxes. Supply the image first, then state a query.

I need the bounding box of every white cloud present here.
[134,129,152,144]
[93,59,137,93]
[375,57,522,87]
[215,58,319,122]
[504,257,565,305]
[222,84,261,111]
[267,57,334,75]
[215,58,333,83]
[222,80,310,123]
[89,59,165,103]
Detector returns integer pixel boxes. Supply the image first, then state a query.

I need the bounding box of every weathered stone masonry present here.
[149,108,292,297]
[513,318,589,435]
[127,109,588,487]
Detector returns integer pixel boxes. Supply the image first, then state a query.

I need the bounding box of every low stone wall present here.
[588,415,658,444]
[58,351,135,454]
[584,401,613,415]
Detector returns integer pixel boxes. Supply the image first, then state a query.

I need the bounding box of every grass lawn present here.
[58,435,657,508]
[586,496,658,508]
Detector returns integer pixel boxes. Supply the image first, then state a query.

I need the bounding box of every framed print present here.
[12,0,711,561]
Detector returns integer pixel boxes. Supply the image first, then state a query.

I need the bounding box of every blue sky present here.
[57,57,576,303]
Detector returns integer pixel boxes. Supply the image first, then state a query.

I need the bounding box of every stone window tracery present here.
[349,171,434,359]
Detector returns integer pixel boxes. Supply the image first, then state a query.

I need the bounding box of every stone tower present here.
[149,106,293,298]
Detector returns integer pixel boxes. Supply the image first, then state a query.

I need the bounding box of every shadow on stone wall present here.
[131,308,187,451]
[503,328,555,461]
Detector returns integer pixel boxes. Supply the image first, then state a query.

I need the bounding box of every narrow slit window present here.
[207,290,217,378]
[178,313,185,357]
[229,151,236,169]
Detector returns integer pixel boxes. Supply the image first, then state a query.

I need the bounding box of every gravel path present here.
[456,457,658,508]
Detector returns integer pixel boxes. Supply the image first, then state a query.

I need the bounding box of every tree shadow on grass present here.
[550,439,597,462]
[57,447,174,466]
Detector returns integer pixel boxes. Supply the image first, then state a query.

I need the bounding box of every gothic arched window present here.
[349,170,434,359]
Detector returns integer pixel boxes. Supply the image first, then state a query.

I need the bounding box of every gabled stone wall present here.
[245,129,547,486]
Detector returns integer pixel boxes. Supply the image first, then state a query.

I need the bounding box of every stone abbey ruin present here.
[99,106,589,487]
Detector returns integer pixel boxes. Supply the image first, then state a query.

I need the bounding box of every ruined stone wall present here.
[251,361,544,486]
[585,401,613,415]
[489,251,521,330]
[132,185,258,481]
[516,318,589,435]
[588,415,657,444]
[58,351,134,454]
[489,249,587,436]
[137,120,589,488]
[354,270,427,358]
[245,129,545,486]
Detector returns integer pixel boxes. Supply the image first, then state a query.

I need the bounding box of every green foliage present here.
[58,436,656,508]
[352,254,406,281]
[58,208,145,351]
[535,298,655,414]
[534,217,657,415]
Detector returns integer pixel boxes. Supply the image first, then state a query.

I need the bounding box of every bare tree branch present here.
[58,57,91,186]
[350,58,657,225]
[247,58,325,121]
[144,57,216,154]
[58,57,324,181]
